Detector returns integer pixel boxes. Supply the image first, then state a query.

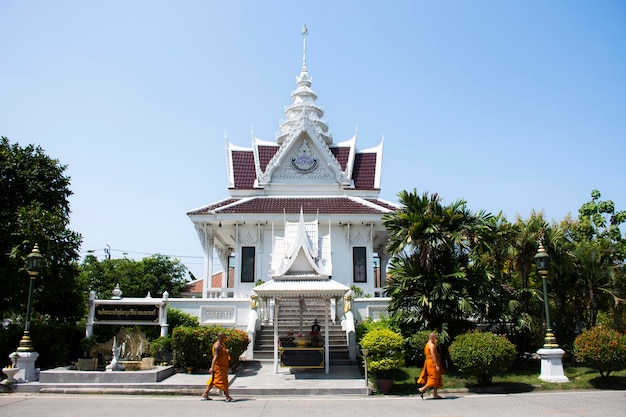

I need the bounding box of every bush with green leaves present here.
[355,316,399,345]
[359,328,404,378]
[404,330,432,366]
[574,326,626,378]
[171,326,250,371]
[449,331,516,385]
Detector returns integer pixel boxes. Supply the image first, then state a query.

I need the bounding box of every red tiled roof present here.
[232,151,256,189]
[186,279,204,293]
[352,153,378,189]
[258,146,279,171]
[188,199,239,215]
[185,269,235,293]
[365,198,398,211]
[210,197,392,215]
[228,147,378,191]
[330,146,350,171]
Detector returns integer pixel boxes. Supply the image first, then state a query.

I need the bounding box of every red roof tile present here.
[232,151,256,189]
[185,269,235,293]
[330,146,350,170]
[211,197,392,215]
[365,199,398,211]
[352,153,378,189]
[258,146,279,171]
[228,146,378,191]
[187,199,239,215]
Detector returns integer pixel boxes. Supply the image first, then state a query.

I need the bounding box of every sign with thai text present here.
[94,304,159,322]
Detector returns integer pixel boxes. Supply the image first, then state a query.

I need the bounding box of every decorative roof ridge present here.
[347,196,397,213]
[186,197,241,215]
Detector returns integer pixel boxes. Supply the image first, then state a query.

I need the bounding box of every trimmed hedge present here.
[449,331,516,385]
[171,326,250,371]
[359,328,404,378]
[574,326,626,378]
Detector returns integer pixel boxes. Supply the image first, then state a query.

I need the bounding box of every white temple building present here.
[170,27,397,370]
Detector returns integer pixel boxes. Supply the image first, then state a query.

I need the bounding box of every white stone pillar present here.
[203,230,214,299]
[324,300,330,374]
[273,298,279,374]
[13,351,39,382]
[86,290,96,337]
[537,348,569,383]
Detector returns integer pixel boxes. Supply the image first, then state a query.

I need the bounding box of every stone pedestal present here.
[2,367,19,384]
[537,348,569,383]
[13,351,39,382]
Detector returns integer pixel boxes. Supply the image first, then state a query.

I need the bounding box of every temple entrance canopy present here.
[252,208,350,373]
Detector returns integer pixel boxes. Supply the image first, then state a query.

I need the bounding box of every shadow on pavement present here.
[467,382,535,394]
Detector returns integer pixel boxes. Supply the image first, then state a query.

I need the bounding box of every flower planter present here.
[375,377,393,394]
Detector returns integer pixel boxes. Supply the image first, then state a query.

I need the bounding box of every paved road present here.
[0,390,624,417]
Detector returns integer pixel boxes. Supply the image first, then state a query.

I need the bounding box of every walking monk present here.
[201,332,235,402]
[417,332,444,399]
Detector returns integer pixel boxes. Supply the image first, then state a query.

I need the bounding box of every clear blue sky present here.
[2,1,624,280]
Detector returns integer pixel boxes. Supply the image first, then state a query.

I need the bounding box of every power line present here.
[81,247,205,260]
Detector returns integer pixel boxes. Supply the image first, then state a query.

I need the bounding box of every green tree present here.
[565,190,626,330]
[79,253,189,299]
[382,190,493,343]
[0,136,83,322]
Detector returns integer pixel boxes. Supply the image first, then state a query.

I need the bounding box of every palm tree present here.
[382,190,493,342]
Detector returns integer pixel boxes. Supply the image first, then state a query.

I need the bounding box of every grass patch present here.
[379,360,626,395]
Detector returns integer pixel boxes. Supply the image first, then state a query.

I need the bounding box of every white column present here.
[273,298,279,374]
[85,290,96,337]
[203,229,214,299]
[325,299,330,374]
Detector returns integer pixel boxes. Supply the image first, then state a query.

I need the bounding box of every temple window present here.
[241,246,256,283]
[352,246,367,283]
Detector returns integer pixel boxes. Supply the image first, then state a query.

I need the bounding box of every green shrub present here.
[355,316,399,345]
[359,328,404,378]
[171,326,250,371]
[150,336,172,354]
[449,331,516,385]
[404,330,432,366]
[167,308,199,328]
[574,326,626,378]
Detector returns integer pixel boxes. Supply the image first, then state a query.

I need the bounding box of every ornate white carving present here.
[241,231,256,246]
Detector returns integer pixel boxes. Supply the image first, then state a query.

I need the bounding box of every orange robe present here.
[206,344,231,391]
[417,343,443,388]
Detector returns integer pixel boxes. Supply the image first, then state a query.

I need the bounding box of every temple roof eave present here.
[252,279,350,299]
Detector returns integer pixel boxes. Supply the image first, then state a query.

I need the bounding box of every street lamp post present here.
[12,244,44,382]
[533,242,568,383]
[17,244,44,352]
[533,243,559,349]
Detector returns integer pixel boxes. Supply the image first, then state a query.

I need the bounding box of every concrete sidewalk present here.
[11,360,370,396]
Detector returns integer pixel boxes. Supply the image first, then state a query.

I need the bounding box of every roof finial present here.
[301,24,308,71]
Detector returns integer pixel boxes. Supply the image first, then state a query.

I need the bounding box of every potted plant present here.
[359,328,404,393]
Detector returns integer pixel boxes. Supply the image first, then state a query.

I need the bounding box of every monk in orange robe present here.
[417,332,444,399]
[201,332,234,402]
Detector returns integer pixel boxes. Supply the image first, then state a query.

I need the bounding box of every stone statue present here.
[344,290,353,313]
[105,337,125,371]
[249,292,259,309]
